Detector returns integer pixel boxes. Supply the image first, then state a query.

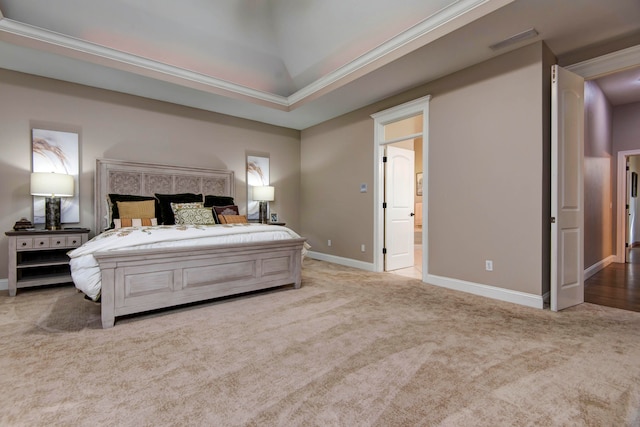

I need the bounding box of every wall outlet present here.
[327,239,332,247]
[485,260,493,271]
[361,244,366,252]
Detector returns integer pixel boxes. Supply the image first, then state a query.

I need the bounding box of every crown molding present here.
[0,0,511,112]
[0,17,289,108]
[288,0,512,105]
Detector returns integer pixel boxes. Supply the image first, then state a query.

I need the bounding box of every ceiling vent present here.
[489,28,539,51]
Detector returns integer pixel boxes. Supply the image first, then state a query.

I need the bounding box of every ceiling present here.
[1,0,640,130]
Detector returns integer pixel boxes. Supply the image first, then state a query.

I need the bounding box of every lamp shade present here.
[253,185,274,201]
[30,172,74,197]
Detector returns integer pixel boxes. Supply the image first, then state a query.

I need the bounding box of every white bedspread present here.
[68,223,307,301]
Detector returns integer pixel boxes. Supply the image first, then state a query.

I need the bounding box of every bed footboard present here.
[94,238,305,328]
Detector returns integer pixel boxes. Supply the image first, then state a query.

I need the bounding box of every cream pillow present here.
[174,207,216,225]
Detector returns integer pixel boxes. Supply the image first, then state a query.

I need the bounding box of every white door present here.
[385,145,415,271]
[551,65,584,312]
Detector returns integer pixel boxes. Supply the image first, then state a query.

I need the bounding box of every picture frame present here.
[32,128,80,224]
[416,172,423,196]
[270,212,278,223]
[246,155,270,221]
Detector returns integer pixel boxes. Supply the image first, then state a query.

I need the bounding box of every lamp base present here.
[258,201,269,224]
[44,197,62,230]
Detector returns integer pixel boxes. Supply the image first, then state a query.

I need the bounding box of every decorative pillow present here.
[219,214,248,224]
[114,218,158,229]
[174,207,216,225]
[108,194,158,228]
[155,193,203,225]
[116,200,156,219]
[212,205,240,224]
[204,195,235,207]
[170,201,203,214]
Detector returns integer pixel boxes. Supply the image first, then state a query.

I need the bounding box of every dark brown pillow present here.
[204,195,235,207]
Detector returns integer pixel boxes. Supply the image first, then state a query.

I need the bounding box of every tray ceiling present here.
[1,0,640,129]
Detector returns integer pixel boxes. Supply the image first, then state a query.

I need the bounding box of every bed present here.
[70,158,307,328]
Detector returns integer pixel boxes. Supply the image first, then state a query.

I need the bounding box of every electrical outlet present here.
[485,260,493,271]
[327,239,332,247]
[361,244,366,252]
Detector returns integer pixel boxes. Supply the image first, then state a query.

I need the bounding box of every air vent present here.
[489,28,539,51]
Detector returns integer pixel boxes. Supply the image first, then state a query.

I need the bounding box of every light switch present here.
[360,184,367,193]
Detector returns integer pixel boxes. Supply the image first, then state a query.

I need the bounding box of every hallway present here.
[584,247,640,312]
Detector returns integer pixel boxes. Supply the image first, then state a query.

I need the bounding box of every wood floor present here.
[584,248,640,312]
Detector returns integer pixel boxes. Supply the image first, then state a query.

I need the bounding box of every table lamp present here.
[252,185,274,224]
[30,172,74,230]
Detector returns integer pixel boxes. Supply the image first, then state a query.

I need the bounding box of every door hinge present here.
[383,202,387,209]
[627,165,630,171]
[382,156,387,163]
[626,242,630,248]
[627,204,630,210]
[551,217,556,223]
[382,248,387,254]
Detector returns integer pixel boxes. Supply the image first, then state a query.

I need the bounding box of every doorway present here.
[371,96,430,278]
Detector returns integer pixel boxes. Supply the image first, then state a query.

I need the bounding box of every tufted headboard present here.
[95,158,235,233]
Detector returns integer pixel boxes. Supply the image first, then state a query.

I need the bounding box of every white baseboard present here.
[425,274,544,309]
[584,255,616,280]
[0,278,7,292]
[306,251,376,272]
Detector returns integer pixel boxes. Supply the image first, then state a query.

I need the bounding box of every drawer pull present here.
[71,240,77,244]
[39,241,44,245]
[56,240,62,245]
[21,242,27,247]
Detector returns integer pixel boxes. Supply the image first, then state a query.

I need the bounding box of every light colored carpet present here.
[1,259,640,426]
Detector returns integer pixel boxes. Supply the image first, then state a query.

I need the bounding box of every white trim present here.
[371,95,431,279]
[425,274,545,309]
[306,251,376,272]
[0,278,7,292]
[566,44,640,79]
[584,255,616,280]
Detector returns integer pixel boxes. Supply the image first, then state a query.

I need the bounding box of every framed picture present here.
[416,172,423,196]
[270,212,278,223]
[32,128,80,224]
[247,155,269,221]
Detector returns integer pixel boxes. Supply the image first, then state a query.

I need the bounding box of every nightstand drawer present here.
[66,235,83,248]
[34,237,51,249]
[16,238,34,249]
[50,236,67,247]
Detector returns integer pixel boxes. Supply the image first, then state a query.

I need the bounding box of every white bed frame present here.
[93,159,305,328]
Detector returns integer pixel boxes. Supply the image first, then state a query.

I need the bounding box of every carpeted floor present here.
[1,259,640,426]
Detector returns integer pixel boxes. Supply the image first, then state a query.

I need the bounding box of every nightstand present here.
[5,228,89,296]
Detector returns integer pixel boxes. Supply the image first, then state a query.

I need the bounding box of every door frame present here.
[371,95,431,277]
[617,150,640,263]
[567,44,640,266]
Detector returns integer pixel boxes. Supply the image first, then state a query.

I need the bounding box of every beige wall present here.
[0,69,300,280]
[583,80,614,268]
[301,42,552,296]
